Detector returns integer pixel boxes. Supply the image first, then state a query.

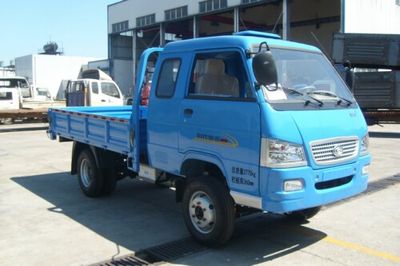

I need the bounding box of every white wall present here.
[345,0,400,34]
[108,0,243,32]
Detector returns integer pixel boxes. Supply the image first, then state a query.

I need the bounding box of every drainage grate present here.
[90,255,150,266]
[90,237,208,266]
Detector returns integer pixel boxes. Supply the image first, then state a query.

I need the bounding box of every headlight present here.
[360,134,369,156]
[260,138,307,168]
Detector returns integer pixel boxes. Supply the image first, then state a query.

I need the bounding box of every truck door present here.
[100,82,123,106]
[179,50,261,196]
[130,47,163,173]
[89,81,101,106]
[147,52,185,173]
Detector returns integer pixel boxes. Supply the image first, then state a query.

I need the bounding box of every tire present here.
[101,168,117,195]
[77,149,104,197]
[285,206,321,222]
[182,176,235,247]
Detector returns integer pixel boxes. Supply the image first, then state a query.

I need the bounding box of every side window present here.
[91,82,99,94]
[155,58,181,98]
[189,51,253,99]
[73,81,85,92]
[101,82,120,98]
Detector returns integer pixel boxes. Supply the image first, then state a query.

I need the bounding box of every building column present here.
[132,29,137,91]
[193,16,199,38]
[233,7,240,33]
[340,0,345,33]
[160,23,165,46]
[282,0,290,40]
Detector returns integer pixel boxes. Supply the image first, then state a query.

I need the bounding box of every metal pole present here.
[340,0,345,33]
[282,0,290,40]
[193,16,199,38]
[132,29,137,94]
[233,7,240,33]
[159,23,165,46]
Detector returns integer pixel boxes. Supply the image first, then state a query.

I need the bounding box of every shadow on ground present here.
[12,172,327,265]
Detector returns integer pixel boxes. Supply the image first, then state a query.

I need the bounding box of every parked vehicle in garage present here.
[47,31,371,246]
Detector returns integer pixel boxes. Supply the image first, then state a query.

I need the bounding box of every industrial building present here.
[107,0,400,96]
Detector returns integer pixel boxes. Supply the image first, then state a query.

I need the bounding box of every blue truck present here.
[47,31,371,246]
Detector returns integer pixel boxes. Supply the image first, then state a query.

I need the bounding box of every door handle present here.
[101,99,106,102]
[184,108,193,116]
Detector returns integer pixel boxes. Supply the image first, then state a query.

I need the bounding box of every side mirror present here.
[252,50,278,88]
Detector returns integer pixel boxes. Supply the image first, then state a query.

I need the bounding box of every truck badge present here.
[332,145,344,158]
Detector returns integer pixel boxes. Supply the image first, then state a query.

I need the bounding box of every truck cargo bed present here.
[48,106,134,155]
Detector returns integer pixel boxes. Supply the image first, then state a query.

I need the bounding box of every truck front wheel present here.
[182,176,235,247]
[77,149,104,197]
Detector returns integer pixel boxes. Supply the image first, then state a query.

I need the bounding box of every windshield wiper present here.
[307,90,353,106]
[282,87,323,107]
[282,87,303,96]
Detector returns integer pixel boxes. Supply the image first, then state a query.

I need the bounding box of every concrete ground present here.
[0,124,399,266]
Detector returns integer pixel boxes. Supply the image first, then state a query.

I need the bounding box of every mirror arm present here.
[258,41,271,52]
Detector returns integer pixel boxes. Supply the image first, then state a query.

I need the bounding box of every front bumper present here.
[259,155,371,213]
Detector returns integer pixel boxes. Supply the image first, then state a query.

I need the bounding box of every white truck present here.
[0,76,57,124]
[66,69,124,107]
[0,76,32,109]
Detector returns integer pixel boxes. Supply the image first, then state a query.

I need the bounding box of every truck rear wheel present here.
[77,149,104,197]
[182,176,235,247]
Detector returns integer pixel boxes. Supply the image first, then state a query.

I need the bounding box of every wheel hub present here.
[80,158,92,188]
[189,191,216,234]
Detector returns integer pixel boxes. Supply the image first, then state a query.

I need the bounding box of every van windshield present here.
[261,48,354,109]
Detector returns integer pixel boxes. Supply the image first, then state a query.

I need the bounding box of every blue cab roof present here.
[163,30,321,54]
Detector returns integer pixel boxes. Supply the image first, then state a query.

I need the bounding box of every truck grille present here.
[310,137,359,165]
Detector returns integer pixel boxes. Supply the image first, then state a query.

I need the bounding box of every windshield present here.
[0,78,29,88]
[261,48,354,108]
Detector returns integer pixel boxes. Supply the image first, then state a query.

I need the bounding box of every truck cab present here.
[140,31,370,242]
[0,76,32,110]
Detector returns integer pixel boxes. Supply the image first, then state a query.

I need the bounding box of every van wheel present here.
[77,149,104,197]
[182,176,235,247]
[285,206,321,222]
